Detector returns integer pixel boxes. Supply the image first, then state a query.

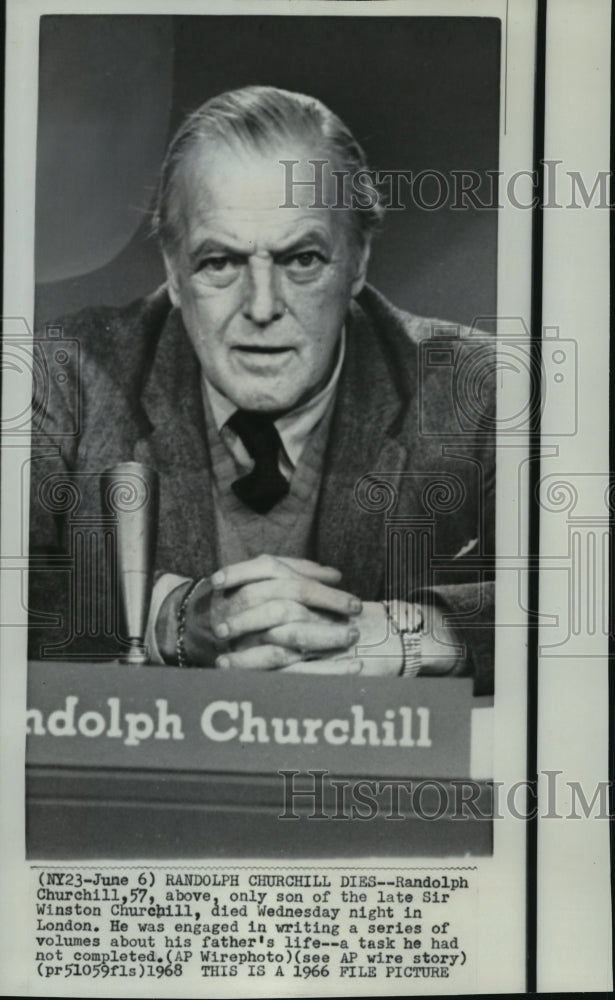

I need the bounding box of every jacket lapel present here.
[135,309,217,580]
[315,292,413,600]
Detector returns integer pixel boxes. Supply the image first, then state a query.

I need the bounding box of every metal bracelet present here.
[176,579,202,668]
[400,603,424,677]
[400,628,423,678]
[382,600,424,677]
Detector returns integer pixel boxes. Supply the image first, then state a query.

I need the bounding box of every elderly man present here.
[28,85,495,693]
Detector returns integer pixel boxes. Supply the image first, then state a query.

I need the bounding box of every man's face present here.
[163,140,369,412]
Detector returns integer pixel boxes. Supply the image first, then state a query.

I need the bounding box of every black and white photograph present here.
[26,10,501,860]
[1,0,612,995]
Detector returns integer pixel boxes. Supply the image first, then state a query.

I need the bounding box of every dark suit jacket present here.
[28,283,495,693]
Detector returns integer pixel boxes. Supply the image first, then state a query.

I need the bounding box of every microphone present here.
[100,462,159,664]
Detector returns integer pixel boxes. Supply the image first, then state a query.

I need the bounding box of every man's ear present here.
[162,250,181,308]
[350,237,371,297]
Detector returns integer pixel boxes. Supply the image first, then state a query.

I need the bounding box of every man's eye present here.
[284,251,325,271]
[199,256,239,273]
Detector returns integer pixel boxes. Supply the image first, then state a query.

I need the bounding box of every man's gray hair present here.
[153,84,385,255]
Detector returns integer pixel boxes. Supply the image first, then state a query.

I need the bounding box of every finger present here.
[275,556,342,584]
[211,554,342,591]
[216,645,301,671]
[264,622,360,653]
[224,578,360,619]
[213,599,318,640]
[282,658,364,675]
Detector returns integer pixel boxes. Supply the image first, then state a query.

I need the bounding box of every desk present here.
[26,662,493,858]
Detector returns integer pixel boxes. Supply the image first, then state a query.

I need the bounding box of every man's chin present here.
[217,372,308,415]
[227,391,301,415]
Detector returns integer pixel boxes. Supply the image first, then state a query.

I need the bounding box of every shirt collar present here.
[203,328,346,469]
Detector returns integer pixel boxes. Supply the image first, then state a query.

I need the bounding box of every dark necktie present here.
[227,409,290,514]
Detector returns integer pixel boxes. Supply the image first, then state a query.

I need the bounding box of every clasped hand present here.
[182,554,402,675]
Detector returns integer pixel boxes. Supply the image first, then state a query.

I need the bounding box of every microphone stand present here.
[100,462,159,665]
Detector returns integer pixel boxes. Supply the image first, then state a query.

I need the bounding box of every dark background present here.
[35,14,500,328]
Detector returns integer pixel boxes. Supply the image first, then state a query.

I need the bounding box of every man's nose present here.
[242,257,284,326]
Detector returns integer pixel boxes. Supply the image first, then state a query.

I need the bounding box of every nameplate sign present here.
[26,662,474,778]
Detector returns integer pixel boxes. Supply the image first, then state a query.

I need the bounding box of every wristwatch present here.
[399,603,424,678]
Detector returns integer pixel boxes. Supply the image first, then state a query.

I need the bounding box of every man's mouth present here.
[234,346,292,353]
[231,345,295,371]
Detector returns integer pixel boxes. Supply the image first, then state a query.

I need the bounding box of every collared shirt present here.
[202,327,346,479]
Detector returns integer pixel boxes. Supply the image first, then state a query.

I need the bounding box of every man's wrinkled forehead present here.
[172,136,349,239]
